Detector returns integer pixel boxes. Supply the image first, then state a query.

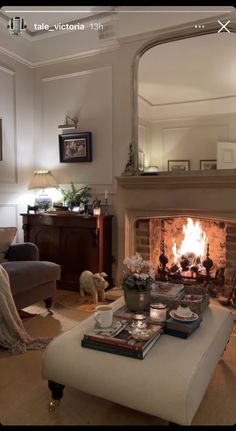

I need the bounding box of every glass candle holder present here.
[131,313,147,330]
[150,303,167,322]
[93,207,101,216]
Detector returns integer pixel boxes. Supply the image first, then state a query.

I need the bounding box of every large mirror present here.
[133,16,236,174]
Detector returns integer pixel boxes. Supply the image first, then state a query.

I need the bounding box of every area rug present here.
[77,301,109,312]
[50,290,109,312]
[0,292,235,426]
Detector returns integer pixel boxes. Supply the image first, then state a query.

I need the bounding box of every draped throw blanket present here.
[0,264,52,354]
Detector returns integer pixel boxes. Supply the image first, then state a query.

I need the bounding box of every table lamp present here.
[28,170,58,210]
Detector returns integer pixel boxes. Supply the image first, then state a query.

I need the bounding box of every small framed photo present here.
[168,160,190,172]
[59,132,92,163]
[200,159,217,171]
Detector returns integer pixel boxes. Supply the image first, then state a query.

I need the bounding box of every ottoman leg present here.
[48,380,65,412]
[44,297,54,314]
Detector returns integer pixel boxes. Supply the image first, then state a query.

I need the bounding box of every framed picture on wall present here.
[59,132,92,163]
[168,160,190,172]
[200,159,217,171]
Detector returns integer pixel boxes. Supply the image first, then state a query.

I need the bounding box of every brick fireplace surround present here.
[116,172,236,303]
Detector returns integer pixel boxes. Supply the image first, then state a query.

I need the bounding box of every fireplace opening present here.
[135,216,232,298]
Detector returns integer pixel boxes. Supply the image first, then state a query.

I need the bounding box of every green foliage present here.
[56,182,91,207]
[122,273,153,291]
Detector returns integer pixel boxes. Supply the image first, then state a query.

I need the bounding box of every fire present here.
[172,217,208,265]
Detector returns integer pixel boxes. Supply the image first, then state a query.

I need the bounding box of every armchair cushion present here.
[5,243,39,261]
[2,261,61,296]
[0,227,17,263]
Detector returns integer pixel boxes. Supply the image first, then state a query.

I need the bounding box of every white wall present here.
[0,7,235,258]
[0,52,34,241]
[33,40,142,195]
[0,34,144,249]
[36,66,112,185]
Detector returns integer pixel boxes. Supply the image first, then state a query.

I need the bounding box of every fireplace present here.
[135,216,228,295]
[116,172,236,305]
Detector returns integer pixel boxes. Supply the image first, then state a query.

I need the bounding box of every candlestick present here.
[105,190,108,200]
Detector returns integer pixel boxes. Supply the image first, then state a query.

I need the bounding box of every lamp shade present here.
[28,170,58,190]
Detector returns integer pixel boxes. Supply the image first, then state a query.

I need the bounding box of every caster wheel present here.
[49,399,60,413]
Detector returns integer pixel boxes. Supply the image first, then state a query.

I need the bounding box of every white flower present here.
[123,253,154,276]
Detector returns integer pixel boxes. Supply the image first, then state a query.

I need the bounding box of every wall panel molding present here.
[0,66,17,184]
[0,204,19,239]
[37,65,113,185]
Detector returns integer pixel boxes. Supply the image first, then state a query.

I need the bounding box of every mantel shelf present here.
[116,172,236,189]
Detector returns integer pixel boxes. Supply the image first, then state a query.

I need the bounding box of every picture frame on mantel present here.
[200,159,217,171]
[59,132,92,163]
[168,160,190,172]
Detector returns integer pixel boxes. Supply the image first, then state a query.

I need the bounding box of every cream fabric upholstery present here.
[0,227,17,262]
[42,297,233,425]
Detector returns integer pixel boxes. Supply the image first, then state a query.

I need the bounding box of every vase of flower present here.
[122,253,154,312]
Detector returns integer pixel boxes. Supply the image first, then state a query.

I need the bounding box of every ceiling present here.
[138,31,236,106]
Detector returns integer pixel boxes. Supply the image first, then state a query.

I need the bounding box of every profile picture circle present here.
[7,17,27,35]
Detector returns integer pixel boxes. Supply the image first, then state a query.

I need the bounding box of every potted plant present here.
[122,253,155,311]
[56,182,91,211]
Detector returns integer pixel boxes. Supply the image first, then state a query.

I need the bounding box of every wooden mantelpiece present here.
[21,213,113,291]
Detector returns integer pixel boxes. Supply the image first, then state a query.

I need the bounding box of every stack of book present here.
[81,319,163,359]
[151,281,185,302]
[163,314,202,339]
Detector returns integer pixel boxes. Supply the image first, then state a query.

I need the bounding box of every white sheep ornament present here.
[79,270,109,304]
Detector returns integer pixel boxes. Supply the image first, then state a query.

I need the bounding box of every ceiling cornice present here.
[0,9,234,69]
[139,94,236,108]
[0,43,119,69]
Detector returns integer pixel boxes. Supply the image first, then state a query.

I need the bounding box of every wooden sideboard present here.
[21,213,113,291]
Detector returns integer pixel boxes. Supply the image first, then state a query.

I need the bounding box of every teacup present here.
[176,305,192,318]
[94,305,113,328]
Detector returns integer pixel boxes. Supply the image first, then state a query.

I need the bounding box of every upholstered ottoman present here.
[41,297,233,425]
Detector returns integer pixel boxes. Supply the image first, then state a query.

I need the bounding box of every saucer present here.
[170,310,199,322]
[176,309,192,318]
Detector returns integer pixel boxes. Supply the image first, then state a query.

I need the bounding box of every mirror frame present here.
[128,14,236,175]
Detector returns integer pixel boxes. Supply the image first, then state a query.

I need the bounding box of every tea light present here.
[131,313,147,329]
[150,303,167,322]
